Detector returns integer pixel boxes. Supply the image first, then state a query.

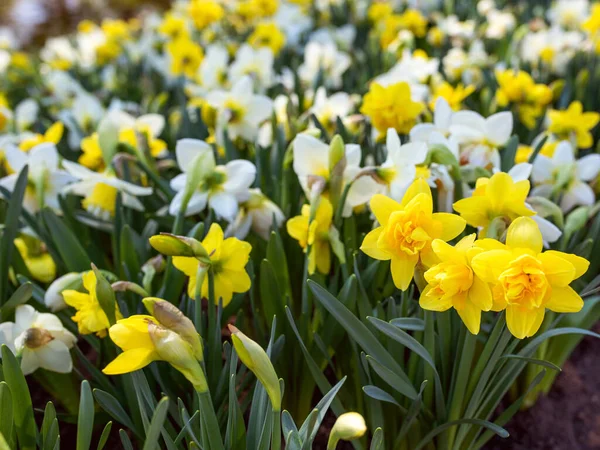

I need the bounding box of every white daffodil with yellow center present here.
[109,109,168,158]
[169,138,256,221]
[0,143,75,213]
[226,188,285,240]
[206,76,273,143]
[228,44,275,93]
[62,160,153,221]
[532,141,600,213]
[0,305,77,375]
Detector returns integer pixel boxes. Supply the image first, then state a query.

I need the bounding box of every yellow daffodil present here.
[248,23,286,54]
[453,172,534,237]
[548,101,600,149]
[173,223,252,305]
[515,141,557,164]
[420,234,492,334]
[361,179,466,290]
[430,82,475,111]
[380,9,427,47]
[166,38,204,79]
[361,82,424,137]
[158,13,189,41]
[19,122,64,152]
[495,70,552,129]
[287,197,334,275]
[14,236,57,284]
[119,127,167,158]
[101,19,130,42]
[189,0,225,29]
[368,3,394,23]
[471,217,589,338]
[583,4,600,35]
[78,133,105,171]
[62,271,123,337]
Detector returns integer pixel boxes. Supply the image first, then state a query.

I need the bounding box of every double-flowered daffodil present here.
[171,223,252,305]
[62,270,123,336]
[361,178,466,290]
[420,234,492,334]
[471,217,589,339]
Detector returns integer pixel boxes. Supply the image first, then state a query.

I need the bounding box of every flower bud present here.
[527,196,564,229]
[327,412,367,449]
[112,281,150,297]
[564,206,589,239]
[44,272,82,312]
[149,234,195,257]
[228,325,281,411]
[148,322,208,392]
[91,264,117,326]
[143,297,203,361]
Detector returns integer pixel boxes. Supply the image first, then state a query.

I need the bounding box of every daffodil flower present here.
[0,305,77,375]
[62,270,123,336]
[198,44,229,91]
[298,41,351,89]
[547,101,600,149]
[62,160,152,220]
[287,197,335,275]
[109,109,168,158]
[309,87,354,133]
[361,178,466,290]
[0,143,75,213]
[471,217,589,338]
[19,121,64,152]
[169,138,256,221]
[226,188,285,240]
[420,234,492,334]
[532,140,600,212]
[228,44,275,93]
[173,223,252,305]
[14,234,57,284]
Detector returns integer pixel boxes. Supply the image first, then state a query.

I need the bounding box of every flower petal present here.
[506,305,545,339]
[103,347,158,375]
[546,286,584,313]
[360,227,390,260]
[390,254,418,291]
[369,194,401,226]
[506,217,543,253]
[432,213,466,241]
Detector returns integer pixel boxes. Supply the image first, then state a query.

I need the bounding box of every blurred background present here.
[0,0,169,48]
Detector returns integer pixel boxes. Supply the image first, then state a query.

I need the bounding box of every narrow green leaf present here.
[41,402,57,449]
[93,389,138,436]
[369,428,384,450]
[365,355,418,401]
[0,283,32,312]
[501,355,561,372]
[0,382,13,448]
[501,135,519,172]
[77,380,94,450]
[390,317,425,331]
[97,422,113,450]
[41,208,91,272]
[0,432,11,450]
[119,429,134,450]
[414,419,508,450]
[362,386,401,407]
[143,397,170,450]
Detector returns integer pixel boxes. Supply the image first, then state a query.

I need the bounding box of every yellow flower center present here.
[384,209,432,256]
[425,261,473,301]
[224,99,246,124]
[82,182,119,218]
[497,254,549,309]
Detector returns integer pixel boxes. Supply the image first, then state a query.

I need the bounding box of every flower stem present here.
[271,409,281,450]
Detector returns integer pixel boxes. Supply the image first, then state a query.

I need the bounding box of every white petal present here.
[386,128,402,154]
[62,160,96,179]
[4,146,28,172]
[562,182,594,211]
[434,97,452,130]
[345,144,362,168]
[246,96,274,125]
[30,143,59,171]
[170,173,188,191]
[35,312,65,331]
[292,134,329,177]
[576,154,600,181]
[485,112,513,146]
[532,215,562,244]
[0,322,15,353]
[223,160,256,192]
[552,141,575,165]
[136,114,165,136]
[396,142,428,166]
[508,163,532,182]
[36,340,73,373]
[409,123,435,142]
[531,156,553,184]
[209,192,239,221]
[20,349,39,375]
[175,139,213,172]
[232,76,253,96]
[15,305,38,330]
[451,111,486,132]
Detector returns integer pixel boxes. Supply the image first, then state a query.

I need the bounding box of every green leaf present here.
[500,355,561,372]
[0,432,11,450]
[299,377,346,447]
[77,380,94,450]
[97,422,113,450]
[501,135,519,172]
[143,397,170,450]
[266,231,292,300]
[390,317,425,331]
[0,382,13,449]
[369,428,384,450]
[414,419,508,450]
[362,385,401,407]
[41,402,57,450]
[1,345,36,450]
[307,281,417,398]
[0,283,32,313]
[93,389,138,436]
[91,265,117,326]
[119,429,134,450]
[365,355,417,401]
[0,166,28,307]
[41,208,91,272]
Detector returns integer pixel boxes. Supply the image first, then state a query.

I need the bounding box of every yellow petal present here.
[220,238,252,271]
[456,300,481,335]
[228,270,252,294]
[286,216,309,247]
[506,305,545,339]
[471,250,513,284]
[400,178,431,208]
[173,256,199,277]
[419,285,453,311]
[390,254,418,291]
[82,270,96,294]
[432,213,466,241]
[538,252,576,287]
[45,122,64,144]
[109,315,156,351]
[455,234,477,252]
[453,196,490,227]
[315,241,331,275]
[468,275,493,311]
[544,250,589,280]
[315,197,333,230]
[212,273,234,306]
[103,348,158,375]
[545,286,584,313]
[361,227,391,260]
[369,194,400,226]
[202,223,224,257]
[506,217,542,253]
[420,247,438,268]
[62,290,90,309]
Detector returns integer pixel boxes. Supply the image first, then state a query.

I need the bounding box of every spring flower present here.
[548,0,589,29]
[45,272,82,312]
[410,97,455,149]
[361,82,425,137]
[62,270,123,336]
[583,4,600,35]
[0,305,77,375]
[166,38,204,79]
[1,143,75,213]
[531,141,600,212]
[287,197,334,275]
[169,138,256,221]
[207,76,273,142]
[327,412,367,450]
[471,217,589,338]
[103,315,207,391]
[515,140,558,164]
[14,235,57,283]
[157,13,190,41]
[173,223,252,305]
[547,101,600,149]
[368,3,394,23]
[420,234,492,334]
[113,111,168,159]
[228,44,275,92]
[430,82,475,111]
[377,128,429,201]
[19,122,64,152]
[198,44,229,91]
[298,41,351,89]
[62,161,153,220]
[248,22,286,54]
[189,0,225,29]
[449,110,513,169]
[309,87,354,133]
[226,188,285,240]
[361,178,466,290]
[495,69,552,129]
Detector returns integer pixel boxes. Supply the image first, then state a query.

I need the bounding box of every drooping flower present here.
[547,101,600,149]
[0,305,77,375]
[287,197,335,275]
[420,234,492,334]
[471,217,589,338]
[62,270,123,336]
[14,234,57,284]
[361,178,466,290]
[226,188,285,240]
[172,223,252,305]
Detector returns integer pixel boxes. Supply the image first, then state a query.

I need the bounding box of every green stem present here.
[196,390,225,450]
[271,409,281,450]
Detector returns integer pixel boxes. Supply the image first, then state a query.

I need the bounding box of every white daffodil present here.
[199,44,229,91]
[207,76,273,143]
[449,110,513,169]
[376,50,440,86]
[228,44,275,93]
[410,97,454,146]
[226,188,285,240]
[309,87,354,130]
[40,37,78,69]
[45,272,82,312]
[377,128,429,202]
[532,141,600,212]
[548,0,589,29]
[72,93,105,134]
[108,109,166,141]
[0,305,76,375]
[274,2,313,47]
[298,41,351,89]
[62,160,153,221]
[520,28,583,76]
[292,133,381,217]
[169,139,256,221]
[484,9,516,39]
[0,143,75,213]
[14,99,39,132]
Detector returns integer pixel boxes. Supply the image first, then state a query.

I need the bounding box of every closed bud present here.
[527,196,564,229]
[327,412,367,450]
[45,272,82,312]
[91,264,117,326]
[228,325,281,411]
[143,297,203,361]
[564,206,589,239]
[328,134,346,173]
[149,234,195,257]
